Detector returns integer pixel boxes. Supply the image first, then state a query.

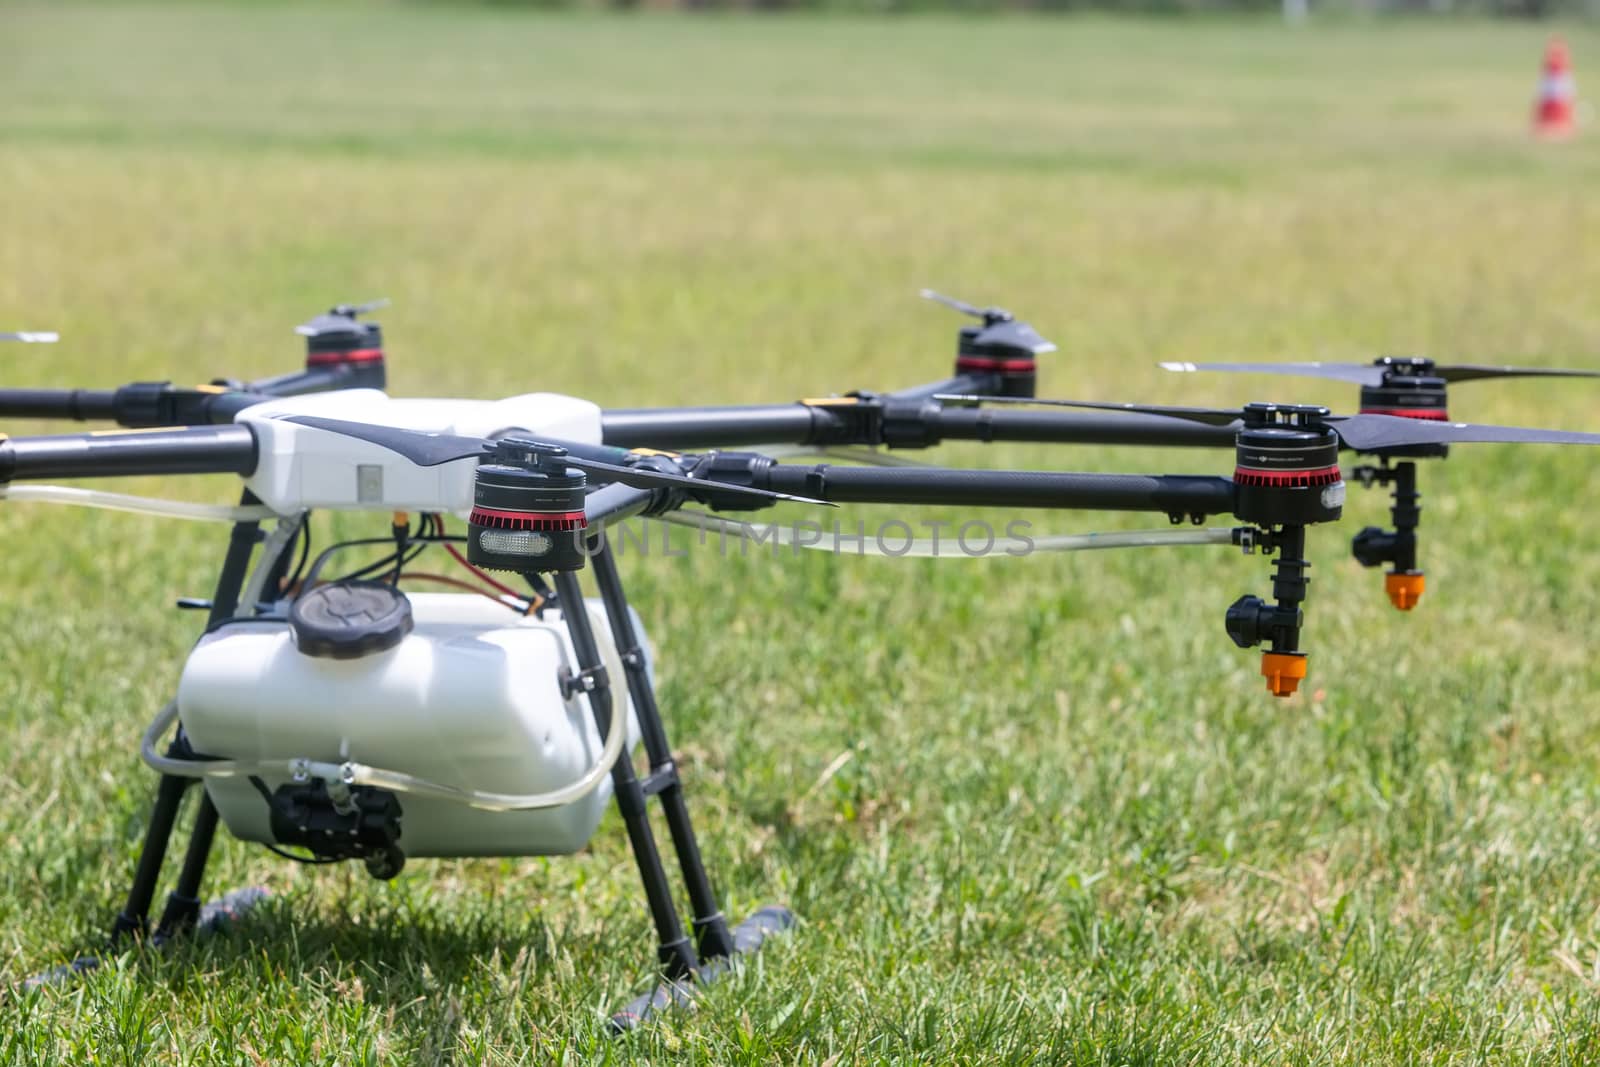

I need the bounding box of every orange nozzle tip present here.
[1261,652,1308,698]
[1385,572,1425,612]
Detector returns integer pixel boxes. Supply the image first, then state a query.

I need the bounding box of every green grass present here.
[6,5,1600,1062]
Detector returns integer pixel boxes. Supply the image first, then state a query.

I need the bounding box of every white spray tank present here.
[177,593,645,859]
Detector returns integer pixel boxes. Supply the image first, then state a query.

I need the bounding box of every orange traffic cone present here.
[1534,38,1577,140]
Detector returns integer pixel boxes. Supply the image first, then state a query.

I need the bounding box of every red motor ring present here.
[1359,407,1450,421]
[1232,464,1343,489]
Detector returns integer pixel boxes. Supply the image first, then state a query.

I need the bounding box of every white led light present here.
[479,529,554,556]
[1321,483,1346,510]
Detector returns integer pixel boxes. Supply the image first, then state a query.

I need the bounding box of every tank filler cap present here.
[290,581,414,660]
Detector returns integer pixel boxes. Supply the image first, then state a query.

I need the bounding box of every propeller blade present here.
[934,394,1243,426]
[283,416,831,507]
[337,297,391,316]
[1159,361,1384,386]
[0,332,60,343]
[295,318,343,338]
[1160,359,1600,387]
[295,316,365,338]
[1329,413,1600,451]
[563,455,834,508]
[919,289,984,319]
[936,395,1600,452]
[1434,364,1600,383]
[285,416,487,465]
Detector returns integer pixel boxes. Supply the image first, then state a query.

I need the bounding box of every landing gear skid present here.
[609,905,796,1033]
[58,522,792,1027]
[23,886,270,992]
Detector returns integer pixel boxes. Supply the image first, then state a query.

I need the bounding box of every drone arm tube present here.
[247,361,385,399]
[0,388,121,421]
[602,400,1240,452]
[601,405,835,450]
[754,464,1235,517]
[0,382,278,427]
[921,407,1240,450]
[0,348,382,429]
[0,425,258,483]
[584,483,658,530]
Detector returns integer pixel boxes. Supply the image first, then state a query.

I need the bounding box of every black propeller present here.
[295,298,389,338]
[1160,357,1600,387]
[1,331,59,343]
[934,395,1600,452]
[920,289,1056,356]
[283,415,833,508]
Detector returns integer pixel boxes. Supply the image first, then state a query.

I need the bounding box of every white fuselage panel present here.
[236,390,604,514]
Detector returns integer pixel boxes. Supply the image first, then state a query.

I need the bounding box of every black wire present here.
[304,522,431,587]
[295,515,462,590]
[303,534,399,588]
[390,519,406,585]
[335,536,429,583]
[261,844,343,866]
[282,518,312,595]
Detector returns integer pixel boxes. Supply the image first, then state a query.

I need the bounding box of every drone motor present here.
[467,438,590,574]
[922,289,1054,399]
[296,300,387,372]
[1356,358,1451,460]
[1229,404,1346,527]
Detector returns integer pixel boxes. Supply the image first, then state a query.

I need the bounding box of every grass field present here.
[6,5,1600,1062]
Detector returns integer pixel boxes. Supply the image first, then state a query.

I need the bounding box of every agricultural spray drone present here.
[3,297,1597,1027]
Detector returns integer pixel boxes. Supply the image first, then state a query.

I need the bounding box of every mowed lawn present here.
[5,5,1600,1062]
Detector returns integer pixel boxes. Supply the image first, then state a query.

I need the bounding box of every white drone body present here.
[238,388,605,516]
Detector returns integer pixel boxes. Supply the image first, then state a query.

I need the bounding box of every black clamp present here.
[559,663,610,701]
[681,451,777,513]
[1232,526,1281,556]
[1350,463,1396,490]
[112,381,176,427]
[803,392,884,447]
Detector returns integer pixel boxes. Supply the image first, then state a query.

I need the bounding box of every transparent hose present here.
[0,485,277,523]
[143,606,629,812]
[237,512,304,614]
[657,509,1236,557]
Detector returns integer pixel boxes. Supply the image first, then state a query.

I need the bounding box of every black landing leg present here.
[554,551,793,1034]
